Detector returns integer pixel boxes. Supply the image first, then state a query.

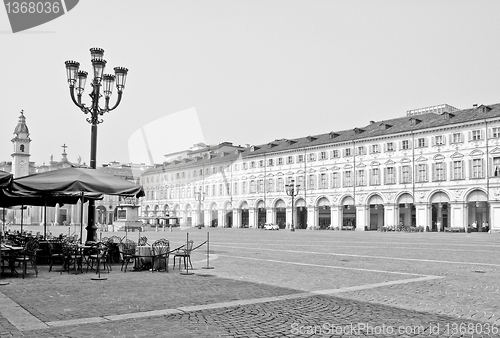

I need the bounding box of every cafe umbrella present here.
[0,189,102,240]
[11,167,144,241]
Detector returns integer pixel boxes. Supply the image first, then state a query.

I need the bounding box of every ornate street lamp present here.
[65,48,129,242]
[285,179,300,231]
[195,187,206,227]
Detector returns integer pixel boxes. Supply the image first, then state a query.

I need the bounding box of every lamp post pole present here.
[285,179,300,231]
[195,187,206,227]
[65,48,128,242]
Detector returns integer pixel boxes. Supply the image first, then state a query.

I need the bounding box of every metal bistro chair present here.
[120,239,137,272]
[107,236,123,263]
[86,242,111,274]
[152,239,170,272]
[173,240,193,270]
[48,239,64,272]
[138,236,148,246]
[14,238,39,279]
[61,241,83,274]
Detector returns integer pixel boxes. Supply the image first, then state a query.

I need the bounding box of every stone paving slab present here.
[0,229,498,337]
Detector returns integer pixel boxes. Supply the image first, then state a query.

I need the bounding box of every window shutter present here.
[489,128,493,138]
[468,131,472,141]
[481,159,485,178]
[469,160,473,179]
[424,164,428,181]
[449,134,453,144]
[399,166,402,183]
[383,168,387,184]
[480,130,484,140]
[432,137,436,146]
[449,161,453,180]
[443,162,447,181]
[432,163,436,181]
[442,136,446,145]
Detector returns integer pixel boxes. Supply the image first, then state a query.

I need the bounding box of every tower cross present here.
[62,143,68,153]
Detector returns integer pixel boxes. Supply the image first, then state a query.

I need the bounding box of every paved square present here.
[0,228,499,337]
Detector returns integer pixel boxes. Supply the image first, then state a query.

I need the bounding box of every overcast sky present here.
[2,0,500,167]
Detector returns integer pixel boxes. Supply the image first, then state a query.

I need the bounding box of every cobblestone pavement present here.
[0,228,499,337]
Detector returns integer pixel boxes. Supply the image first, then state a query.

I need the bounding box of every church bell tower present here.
[11,110,31,178]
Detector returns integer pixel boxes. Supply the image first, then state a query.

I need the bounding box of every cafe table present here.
[133,246,167,271]
[1,244,24,276]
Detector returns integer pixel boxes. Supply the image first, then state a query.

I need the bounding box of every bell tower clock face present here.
[19,159,26,166]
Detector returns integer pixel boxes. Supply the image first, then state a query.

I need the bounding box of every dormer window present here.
[443,112,455,119]
[329,132,339,139]
[410,117,421,125]
[306,136,317,142]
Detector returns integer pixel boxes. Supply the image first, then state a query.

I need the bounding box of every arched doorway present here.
[467,190,489,232]
[430,191,450,231]
[341,196,356,229]
[295,198,307,229]
[397,193,415,229]
[225,202,233,228]
[211,206,218,227]
[185,204,192,226]
[256,200,266,228]
[317,197,330,229]
[275,199,286,228]
[368,195,384,230]
[240,202,249,227]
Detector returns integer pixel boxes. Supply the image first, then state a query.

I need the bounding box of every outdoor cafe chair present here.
[86,242,111,273]
[61,241,83,274]
[14,238,39,279]
[120,239,137,272]
[48,239,64,272]
[107,236,122,263]
[152,239,170,272]
[173,240,193,270]
[138,236,148,246]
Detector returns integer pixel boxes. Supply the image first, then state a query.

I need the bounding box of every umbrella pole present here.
[80,193,84,244]
[0,208,8,286]
[44,196,47,240]
[20,205,24,235]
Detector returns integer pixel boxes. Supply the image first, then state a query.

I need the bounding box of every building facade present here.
[141,103,500,233]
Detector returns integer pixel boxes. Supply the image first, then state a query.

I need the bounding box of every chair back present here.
[152,239,169,256]
[47,239,63,255]
[24,238,39,255]
[122,239,136,256]
[61,241,78,256]
[180,240,194,254]
[138,236,148,246]
[107,236,122,244]
[93,241,109,258]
